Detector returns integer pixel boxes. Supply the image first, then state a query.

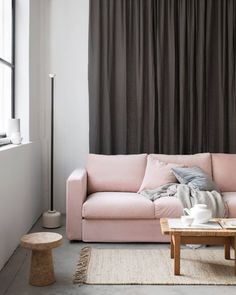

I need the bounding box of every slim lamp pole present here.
[42,74,61,228]
[50,74,54,211]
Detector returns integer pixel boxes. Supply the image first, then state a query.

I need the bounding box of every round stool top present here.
[21,232,63,250]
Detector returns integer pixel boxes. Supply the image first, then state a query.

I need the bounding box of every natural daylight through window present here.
[0,0,15,135]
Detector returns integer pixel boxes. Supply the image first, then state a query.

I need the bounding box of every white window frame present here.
[0,0,15,136]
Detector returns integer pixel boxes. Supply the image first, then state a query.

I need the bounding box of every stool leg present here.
[30,249,55,286]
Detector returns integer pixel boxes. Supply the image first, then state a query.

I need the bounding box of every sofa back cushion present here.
[171,166,220,192]
[138,156,184,192]
[149,153,212,178]
[212,154,236,192]
[86,154,147,194]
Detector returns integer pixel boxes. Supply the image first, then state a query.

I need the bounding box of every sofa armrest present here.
[66,168,87,240]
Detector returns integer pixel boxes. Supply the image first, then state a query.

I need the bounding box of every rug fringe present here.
[73,246,91,285]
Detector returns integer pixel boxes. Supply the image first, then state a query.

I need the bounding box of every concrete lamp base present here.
[42,210,61,229]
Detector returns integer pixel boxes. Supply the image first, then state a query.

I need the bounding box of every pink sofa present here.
[66,153,236,242]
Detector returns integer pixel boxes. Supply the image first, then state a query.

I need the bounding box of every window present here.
[0,0,15,135]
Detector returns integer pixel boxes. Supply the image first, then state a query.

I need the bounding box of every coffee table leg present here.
[30,249,55,286]
[171,235,174,259]
[173,234,181,275]
[224,238,231,260]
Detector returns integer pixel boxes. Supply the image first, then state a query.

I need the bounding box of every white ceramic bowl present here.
[181,215,194,227]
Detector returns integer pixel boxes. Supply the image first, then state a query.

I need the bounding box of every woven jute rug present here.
[73,247,236,285]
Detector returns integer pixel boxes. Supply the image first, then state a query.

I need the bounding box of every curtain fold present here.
[89,0,236,154]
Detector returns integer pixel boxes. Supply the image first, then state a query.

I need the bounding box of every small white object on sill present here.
[10,132,23,145]
[7,118,20,137]
[6,118,23,145]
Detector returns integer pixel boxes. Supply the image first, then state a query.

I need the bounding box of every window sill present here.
[0,142,32,152]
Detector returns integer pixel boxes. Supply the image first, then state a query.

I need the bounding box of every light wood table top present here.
[21,232,63,250]
[160,218,236,237]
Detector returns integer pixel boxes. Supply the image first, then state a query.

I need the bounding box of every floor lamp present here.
[43,74,61,228]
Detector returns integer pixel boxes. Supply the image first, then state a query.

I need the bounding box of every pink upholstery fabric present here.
[154,197,183,219]
[83,192,155,219]
[86,154,147,194]
[150,153,212,177]
[212,154,236,192]
[223,192,236,217]
[67,153,236,242]
[66,169,87,240]
[138,156,184,192]
[82,219,170,242]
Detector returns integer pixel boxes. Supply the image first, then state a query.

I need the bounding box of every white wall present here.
[0,0,89,268]
[0,0,45,270]
[0,143,42,270]
[44,0,89,213]
[29,0,51,210]
[29,0,47,142]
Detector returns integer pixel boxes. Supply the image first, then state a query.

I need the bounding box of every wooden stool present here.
[21,232,63,286]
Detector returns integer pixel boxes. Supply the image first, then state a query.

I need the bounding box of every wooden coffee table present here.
[160,218,236,276]
[21,232,63,286]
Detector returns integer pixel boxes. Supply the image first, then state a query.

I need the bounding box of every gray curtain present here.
[89,0,236,154]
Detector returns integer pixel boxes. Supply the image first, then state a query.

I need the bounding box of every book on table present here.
[219,219,236,229]
[168,218,222,230]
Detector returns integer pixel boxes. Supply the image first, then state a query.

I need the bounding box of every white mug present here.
[181,216,194,227]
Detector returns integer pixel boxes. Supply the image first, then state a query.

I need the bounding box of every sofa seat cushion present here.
[223,192,236,218]
[82,192,155,219]
[154,197,184,219]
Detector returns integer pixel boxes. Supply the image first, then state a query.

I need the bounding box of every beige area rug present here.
[73,247,236,285]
